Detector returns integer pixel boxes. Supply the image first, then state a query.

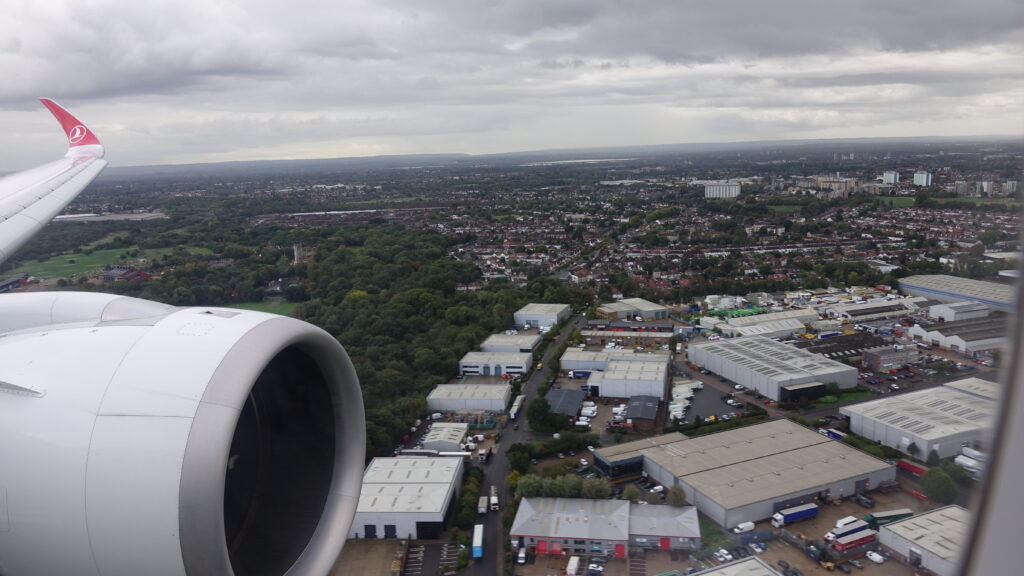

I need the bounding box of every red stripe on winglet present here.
[39,98,101,147]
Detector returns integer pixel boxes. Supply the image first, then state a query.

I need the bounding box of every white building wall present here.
[350,511,439,540]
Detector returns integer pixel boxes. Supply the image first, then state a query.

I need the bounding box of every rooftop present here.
[943,377,1001,400]
[427,384,511,401]
[628,505,700,539]
[691,336,856,381]
[421,422,468,446]
[840,381,995,441]
[899,274,1014,307]
[481,333,542,348]
[511,498,630,542]
[459,351,533,364]
[547,388,586,416]
[517,303,571,316]
[690,557,783,576]
[357,457,462,514]
[625,395,660,420]
[597,420,892,509]
[883,505,969,563]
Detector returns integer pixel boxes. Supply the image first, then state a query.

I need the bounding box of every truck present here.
[489,485,499,511]
[824,520,870,543]
[565,556,580,576]
[832,529,877,554]
[863,508,914,530]
[824,429,847,441]
[478,496,489,515]
[478,448,488,463]
[771,503,819,528]
[472,524,484,558]
[568,370,592,379]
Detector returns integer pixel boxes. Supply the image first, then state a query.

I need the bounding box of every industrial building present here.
[587,359,670,399]
[825,297,931,321]
[929,301,990,322]
[898,275,1014,311]
[689,336,858,401]
[480,333,542,353]
[722,308,819,327]
[458,351,532,376]
[597,298,669,321]
[514,303,571,328]
[348,457,463,540]
[689,558,783,576]
[510,498,701,557]
[420,422,468,452]
[704,182,741,199]
[426,383,511,413]
[718,318,806,339]
[623,395,661,433]
[906,315,1007,357]
[879,506,968,576]
[861,345,921,373]
[793,332,888,363]
[581,329,673,348]
[546,388,585,416]
[593,420,895,529]
[840,377,997,458]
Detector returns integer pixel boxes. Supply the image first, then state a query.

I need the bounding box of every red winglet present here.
[39,98,102,147]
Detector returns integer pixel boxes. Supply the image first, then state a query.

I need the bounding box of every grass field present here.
[768,205,802,212]
[12,246,212,279]
[227,300,299,316]
[878,197,916,207]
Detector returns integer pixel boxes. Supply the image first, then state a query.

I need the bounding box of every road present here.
[465,315,587,576]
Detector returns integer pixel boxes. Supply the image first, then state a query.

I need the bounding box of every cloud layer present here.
[1,0,1021,169]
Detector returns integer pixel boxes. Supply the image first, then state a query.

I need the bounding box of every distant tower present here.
[293,243,301,265]
[913,171,932,186]
[882,171,900,185]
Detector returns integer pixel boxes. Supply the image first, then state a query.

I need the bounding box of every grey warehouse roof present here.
[427,384,511,401]
[357,457,462,514]
[516,303,570,315]
[691,336,855,381]
[626,395,660,420]
[899,274,1013,308]
[511,498,630,542]
[839,381,995,441]
[459,351,533,364]
[481,333,542,348]
[421,422,467,446]
[691,557,783,576]
[597,420,891,509]
[547,388,586,416]
[883,505,968,563]
[629,505,700,538]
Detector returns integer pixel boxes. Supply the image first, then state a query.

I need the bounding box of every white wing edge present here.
[0,99,108,265]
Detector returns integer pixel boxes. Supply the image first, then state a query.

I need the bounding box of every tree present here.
[622,484,642,502]
[526,397,555,431]
[907,442,920,459]
[926,449,941,467]
[666,484,687,507]
[581,478,611,500]
[507,451,531,474]
[515,474,543,499]
[920,469,957,504]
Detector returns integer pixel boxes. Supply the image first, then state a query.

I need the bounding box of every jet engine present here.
[0,292,364,576]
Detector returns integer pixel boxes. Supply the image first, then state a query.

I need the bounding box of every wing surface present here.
[0,99,108,264]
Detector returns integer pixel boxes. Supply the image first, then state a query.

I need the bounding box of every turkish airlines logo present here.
[68,125,88,144]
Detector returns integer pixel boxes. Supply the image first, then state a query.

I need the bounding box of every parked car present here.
[866,551,885,564]
[777,560,790,570]
[849,559,864,569]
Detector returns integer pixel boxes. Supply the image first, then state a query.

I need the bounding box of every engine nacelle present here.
[0,293,364,576]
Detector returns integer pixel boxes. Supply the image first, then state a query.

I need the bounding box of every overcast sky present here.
[1,0,1021,171]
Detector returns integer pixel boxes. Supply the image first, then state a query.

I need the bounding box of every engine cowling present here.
[0,292,364,576]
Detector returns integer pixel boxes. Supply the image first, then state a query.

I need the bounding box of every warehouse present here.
[348,457,463,540]
[593,419,895,529]
[581,329,673,348]
[546,388,585,416]
[688,558,783,576]
[426,384,511,413]
[929,301,990,322]
[723,308,819,327]
[510,498,701,557]
[839,377,997,458]
[906,315,1007,357]
[718,318,806,339]
[622,395,661,432]
[861,345,921,373]
[458,351,533,376]
[597,297,669,321]
[898,274,1013,311]
[514,303,571,328]
[420,422,468,452]
[480,333,542,353]
[560,348,669,371]
[825,297,930,321]
[879,506,968,576]
[689,336,858,401]
[588,359,670,399]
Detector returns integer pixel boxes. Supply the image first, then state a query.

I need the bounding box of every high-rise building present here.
[882,171,900,184]
[704,182,741,199]
[913,171,932,186]
[1002,181,1018,196]
[954,181,972,196]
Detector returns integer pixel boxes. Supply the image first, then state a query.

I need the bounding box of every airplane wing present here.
[0,98,108,264]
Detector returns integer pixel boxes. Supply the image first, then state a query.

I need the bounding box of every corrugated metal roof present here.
[883,505,968,562]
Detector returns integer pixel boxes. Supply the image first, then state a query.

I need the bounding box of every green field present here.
[12,246,212,279]
[227,300,299,317]
[768,205,802,212]
[878,197,916,207]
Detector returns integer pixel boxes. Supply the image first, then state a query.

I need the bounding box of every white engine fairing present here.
[0,292,365,576]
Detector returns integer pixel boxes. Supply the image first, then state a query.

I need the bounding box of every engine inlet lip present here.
[177,315,364,576]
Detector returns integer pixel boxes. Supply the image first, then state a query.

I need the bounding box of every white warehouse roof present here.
[691,336,854,381]
[511,498,630,542]
[357,457,463,514]
[882,505,968,565]
[421,422,467,447]
[427,384,511,403]
[480,333,541,350]
[516,303,570,316]
[459,351,533,365]
[899,274,1013,309]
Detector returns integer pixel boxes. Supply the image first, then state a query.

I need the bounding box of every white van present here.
[517,548,527,564]
[732,521,755,534]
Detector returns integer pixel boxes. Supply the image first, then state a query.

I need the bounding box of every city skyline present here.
[1,0,1021,171]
